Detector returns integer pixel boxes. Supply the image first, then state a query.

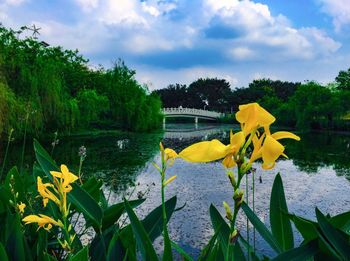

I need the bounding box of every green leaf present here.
[171,241,193,261]
[287,213,318,241]
[102,198,145,230]
[209,204,234,259]
[82,177,103,202]
[198,226,220,261]
[241,202,282,254]
[33,139,103,229]
[0,243,9,261]
[271,239,318,261]
[124,198,158,261]
[141,196,177,242]
[233,241,246,261]
[238,236,261,261]
[90,225,117,261]
[69,246,88,261]
[270,173,294,250]
[315,208,350,260]
[330,211,350,233]
[5,213,26,261]
[106,228,124,261]
[162,226,172,261]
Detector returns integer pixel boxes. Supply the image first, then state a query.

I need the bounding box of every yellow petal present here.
[164,148,178,160]
[271,131,300,141]
[17,202,26,214]
[163,175,177,186]
[230,131,245,150]
[257,106,275,126]
[222,155,236,168]
[179,139,228,163]
[235,103,275,134]
[250,134,265,163]
[62,172,78,189]
[50,171,62,178]
[61,164,69,175]
[261,136,284,168]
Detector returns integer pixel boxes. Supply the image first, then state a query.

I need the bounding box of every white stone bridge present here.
[162,107,223,124]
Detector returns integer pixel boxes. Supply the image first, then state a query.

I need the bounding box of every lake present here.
[2,123,350,258]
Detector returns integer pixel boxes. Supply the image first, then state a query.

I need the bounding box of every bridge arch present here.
[162,108,223,125]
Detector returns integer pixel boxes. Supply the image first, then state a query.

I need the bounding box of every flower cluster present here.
[179,103,300,170]
[22,164,78,251]
[170,102,300,241]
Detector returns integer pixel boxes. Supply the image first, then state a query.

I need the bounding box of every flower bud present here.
[229,229,239,244]
[223,201,233,221]
[159,142,164,152]
[227,171,236,187]
[233,189,244,208]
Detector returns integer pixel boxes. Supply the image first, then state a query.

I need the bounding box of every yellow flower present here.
[179,139,227,163]
[22,214,63,231]
[179,130,245,168]
[37,176,60,207]
[164,148,178,166]
[164,148,178,160]
[222,131,245,168]
[235,103,275,135]
[50,164,78,193]
[17,202,26,214]
[250,131,300,169]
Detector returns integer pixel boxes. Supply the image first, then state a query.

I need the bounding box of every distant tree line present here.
[0,25,162,139]
[154,73,350,131]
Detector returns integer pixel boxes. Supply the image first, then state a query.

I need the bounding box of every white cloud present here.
[98,0,148,28]
[4,0,26,6]
[124,34,174,53]
[317,0,350,31]
[75,0,99,12]
[0,0,346,90]
[204,0,340,59]
[229,46,255,60]
[141,2,161,17]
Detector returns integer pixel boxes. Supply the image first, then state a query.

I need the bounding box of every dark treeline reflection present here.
[2,132,162,192]
[285,132,350,179]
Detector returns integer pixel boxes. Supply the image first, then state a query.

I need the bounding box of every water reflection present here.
[285,132,350,179]
[1,132,162,192]
[1,125,350,258]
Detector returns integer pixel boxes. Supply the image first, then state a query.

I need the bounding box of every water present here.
[2,124,350,258]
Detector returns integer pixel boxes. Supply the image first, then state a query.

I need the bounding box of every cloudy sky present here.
[1,0,350,90]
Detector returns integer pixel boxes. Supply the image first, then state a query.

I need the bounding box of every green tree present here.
[335,68,350,90]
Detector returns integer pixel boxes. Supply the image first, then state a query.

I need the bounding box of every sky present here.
[1,0,350,90]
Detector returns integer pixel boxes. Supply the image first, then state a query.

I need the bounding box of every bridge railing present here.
[162,108,223,118]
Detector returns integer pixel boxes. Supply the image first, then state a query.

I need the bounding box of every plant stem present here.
[78,157,83,185]
[20,113,29,175]
[246,172,250,261]
[252,169,256,253]
[0,129,13,180]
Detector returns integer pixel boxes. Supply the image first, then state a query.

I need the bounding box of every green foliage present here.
[0,25,162,138]
[155,75,350,132]
[269,173,293,251]
[77,89,108,127]
[335,68,350,90]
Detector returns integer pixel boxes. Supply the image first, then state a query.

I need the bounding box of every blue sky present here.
[1,0,350,90]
